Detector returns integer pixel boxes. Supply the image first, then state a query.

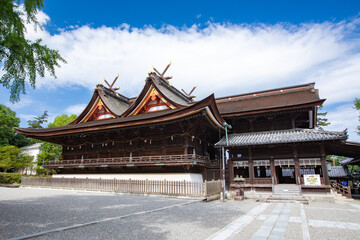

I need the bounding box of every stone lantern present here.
[234,175,245,200]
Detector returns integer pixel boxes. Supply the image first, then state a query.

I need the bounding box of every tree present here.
[355,98,360,135]
[0,145,32,172]
[0,104,30,147]
[317,105,330,129]
[0,0,66,103]
[28,110,48,128]
[37,114,77,165]
[47,114,77,128]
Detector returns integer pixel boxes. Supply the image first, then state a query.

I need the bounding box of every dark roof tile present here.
[215,128,347,147]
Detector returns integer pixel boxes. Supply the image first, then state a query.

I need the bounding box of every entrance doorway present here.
[276,166,296,184]
[274,159,297,184]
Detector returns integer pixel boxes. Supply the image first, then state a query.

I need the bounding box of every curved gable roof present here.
[69,85,130,125]
[122,73,192,117]
[15,94,225,140]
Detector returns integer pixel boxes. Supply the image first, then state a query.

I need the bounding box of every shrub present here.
[0,172,22,184]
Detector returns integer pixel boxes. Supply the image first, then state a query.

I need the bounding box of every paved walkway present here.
[1,187,360,240]
[208,200,360,240]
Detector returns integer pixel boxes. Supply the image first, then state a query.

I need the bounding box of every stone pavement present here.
[1,187,360,240]
[208,199,360,240]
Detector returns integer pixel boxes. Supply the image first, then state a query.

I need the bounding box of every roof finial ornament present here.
[181,86,197,100]
[152,61,173,85]
[104,74,120,93]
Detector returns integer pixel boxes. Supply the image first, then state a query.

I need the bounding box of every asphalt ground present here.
[1,187,360,240]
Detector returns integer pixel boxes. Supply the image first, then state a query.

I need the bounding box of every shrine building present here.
[16,65,360,194]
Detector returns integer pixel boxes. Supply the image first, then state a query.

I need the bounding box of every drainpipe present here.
[222,122,232,202]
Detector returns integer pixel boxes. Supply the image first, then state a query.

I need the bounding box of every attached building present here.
[16,71,360,194]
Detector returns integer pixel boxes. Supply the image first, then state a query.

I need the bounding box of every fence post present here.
[204,180,208,197]
[183,180,186,195]
[348,186,352,198]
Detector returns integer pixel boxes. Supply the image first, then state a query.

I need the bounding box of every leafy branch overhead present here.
[317,105,330,128]
[0,0,66,103]
[28,110,48,129]
[355,98,360,135]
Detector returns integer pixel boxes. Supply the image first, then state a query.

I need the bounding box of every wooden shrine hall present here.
[16,64,360,194]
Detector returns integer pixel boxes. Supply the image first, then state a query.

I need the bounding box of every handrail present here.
[332,180,352,198]
[44,154,211,167]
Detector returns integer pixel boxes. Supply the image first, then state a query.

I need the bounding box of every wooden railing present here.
[44,154,211,168]
[21,177,222,197]
[332,180,352,198]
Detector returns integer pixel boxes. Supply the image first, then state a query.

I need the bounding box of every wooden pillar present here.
[268,116,275,130]
[229,158,234,186]
[291,115,296,129]
[162,136,167,155]
[201,167,207,182]
[249,119,254,132]
[293,145,301,185]
[320,144,330,185]
[270,155,276,185]
[184,135,188,155]
[248,147,254,185]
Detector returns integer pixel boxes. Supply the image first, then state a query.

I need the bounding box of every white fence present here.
[21,177,222,197]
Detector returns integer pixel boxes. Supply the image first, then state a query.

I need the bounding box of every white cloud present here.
[7,96,33,109]
[19,114,36,121]
[325,104,360,142]
[26,17,359,100]
[65,104,87,115]
[21,11,360,140]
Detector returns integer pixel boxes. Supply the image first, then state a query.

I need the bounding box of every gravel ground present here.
[0,187,193,239]
[0,187,258,240]
[1,187,360,240]
[304,202,360,223]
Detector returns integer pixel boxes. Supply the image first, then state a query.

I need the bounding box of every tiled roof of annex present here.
[215,128,347,147]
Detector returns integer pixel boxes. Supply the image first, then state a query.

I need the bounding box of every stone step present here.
[274,192,300,195]
[266,196,309,204]
[273,184,301,196]
[274,189,299,192]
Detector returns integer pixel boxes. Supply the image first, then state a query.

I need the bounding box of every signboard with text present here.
[304,174,321,186]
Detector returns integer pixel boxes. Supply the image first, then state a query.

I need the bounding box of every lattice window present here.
[234,161,249,167]
[299,158,321,166]
[253,160,270,167]
[275,159,295,167]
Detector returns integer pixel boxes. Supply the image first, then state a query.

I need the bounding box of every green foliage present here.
[28,110,48,128]
[355,98,360,135]
[0,172,22,184]
[326,155,346,166]
[10,133,31,147]
[34,165,55,175]
[0,104,30,147]
[37,141,61,163]
[317,105,330,128]
[48,114,77,128]
[37,114,77,164]
[0,104,19,146]
[0,0,66,103]
[0,145,33,172]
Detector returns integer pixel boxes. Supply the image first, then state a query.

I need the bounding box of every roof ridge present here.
[149,73,192,103]
[228,128,347,136]
[97,84,130,102]
[216,83,316,103]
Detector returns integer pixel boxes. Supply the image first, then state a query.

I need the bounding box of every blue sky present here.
[1,0,360,141]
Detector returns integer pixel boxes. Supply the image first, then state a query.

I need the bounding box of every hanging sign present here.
[304,174,321,186]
